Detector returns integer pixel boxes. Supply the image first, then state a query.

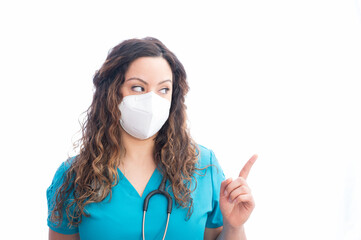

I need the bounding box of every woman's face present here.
[121,57,173,102]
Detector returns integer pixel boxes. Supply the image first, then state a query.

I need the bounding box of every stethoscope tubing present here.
[142,175,173,240]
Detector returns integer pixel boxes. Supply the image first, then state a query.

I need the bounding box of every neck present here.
[120,128,156,166]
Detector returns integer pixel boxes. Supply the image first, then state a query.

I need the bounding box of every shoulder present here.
[53,157,76,179]
[48,156,77,191]
[196,144,221,169]
[194,144,225,195]
[47,156,77,208]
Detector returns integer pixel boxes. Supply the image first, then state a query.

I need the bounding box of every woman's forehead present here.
[125,57,173,82]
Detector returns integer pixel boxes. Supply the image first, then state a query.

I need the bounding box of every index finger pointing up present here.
[239,154,258,179]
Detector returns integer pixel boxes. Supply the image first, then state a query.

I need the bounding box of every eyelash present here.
[131,86,144,92]
[131,86,170,94]
[160,88,170,94]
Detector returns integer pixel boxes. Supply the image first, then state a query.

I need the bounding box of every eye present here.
[131,86,144,92]
[159,88,170,94]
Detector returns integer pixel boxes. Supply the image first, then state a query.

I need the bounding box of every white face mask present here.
[119,91,171,140]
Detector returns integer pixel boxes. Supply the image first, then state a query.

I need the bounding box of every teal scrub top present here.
[47,145,225,240]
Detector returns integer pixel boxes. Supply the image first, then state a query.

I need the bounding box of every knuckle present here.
[240,186,248,193]
[243,185,252,193]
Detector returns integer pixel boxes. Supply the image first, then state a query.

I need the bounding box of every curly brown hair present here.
[51,37,202,226]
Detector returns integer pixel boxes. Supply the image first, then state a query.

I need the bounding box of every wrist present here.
[223,220,244,232]
[221,222,246,240]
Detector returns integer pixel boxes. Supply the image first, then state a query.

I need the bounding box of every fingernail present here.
[224,190,228,196]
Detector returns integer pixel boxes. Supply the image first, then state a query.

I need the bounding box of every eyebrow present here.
[125,77,172,85]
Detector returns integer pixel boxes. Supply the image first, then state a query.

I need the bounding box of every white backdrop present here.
[0,0,360,239]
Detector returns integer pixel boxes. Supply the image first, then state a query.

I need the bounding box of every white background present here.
[0,0,360,239]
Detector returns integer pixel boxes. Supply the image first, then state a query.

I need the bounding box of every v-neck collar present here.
[117,167,160,198]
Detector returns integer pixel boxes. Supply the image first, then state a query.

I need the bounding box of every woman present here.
[47,37,257,240]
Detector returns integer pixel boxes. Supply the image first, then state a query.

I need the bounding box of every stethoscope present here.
[142,174,173,240]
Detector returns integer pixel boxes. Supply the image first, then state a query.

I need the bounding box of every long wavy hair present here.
[51,37,201,226]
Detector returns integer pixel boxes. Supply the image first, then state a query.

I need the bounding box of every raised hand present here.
[219,154,258,228]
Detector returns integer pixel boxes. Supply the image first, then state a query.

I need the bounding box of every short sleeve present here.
[205,150,226,228]
[46,159,79,235]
